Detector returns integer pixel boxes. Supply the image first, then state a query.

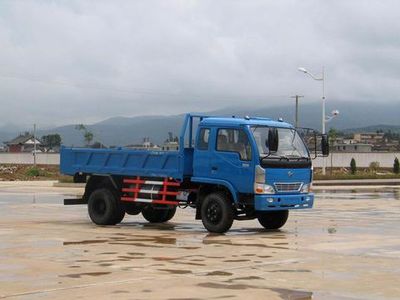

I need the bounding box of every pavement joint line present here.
[0,276,156,299]
[190,258,301,276]
[0,258,301,299]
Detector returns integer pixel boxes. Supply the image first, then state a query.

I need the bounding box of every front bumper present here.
[254,193,314,211]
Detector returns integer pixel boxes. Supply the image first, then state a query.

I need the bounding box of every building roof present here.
[5,134,41,145]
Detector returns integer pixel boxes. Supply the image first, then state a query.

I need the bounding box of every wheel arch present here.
[194,181,237,220]
[83,174,122,202]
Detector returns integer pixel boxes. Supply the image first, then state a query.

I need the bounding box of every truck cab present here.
[188,116,315,231]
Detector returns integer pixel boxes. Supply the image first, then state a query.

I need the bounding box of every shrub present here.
[394,157,400,174]
[350,158,356,175]
[26,167,40,177]
[369,161,380,172]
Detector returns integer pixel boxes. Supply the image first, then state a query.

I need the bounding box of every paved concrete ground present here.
[0,182,399,300]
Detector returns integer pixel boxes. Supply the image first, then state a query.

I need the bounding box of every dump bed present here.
[60,147,194,180]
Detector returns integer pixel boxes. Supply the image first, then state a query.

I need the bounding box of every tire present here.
[88,188,125,225]
[142,205,176,223]
[123,202,143,215]
[257,210,289,230]
[201,192,234,233]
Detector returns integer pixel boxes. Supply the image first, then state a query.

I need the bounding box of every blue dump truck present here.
[60,114,328,233]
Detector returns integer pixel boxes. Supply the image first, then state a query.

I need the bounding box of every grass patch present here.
[58,175,74,183]
[25,167,41,177]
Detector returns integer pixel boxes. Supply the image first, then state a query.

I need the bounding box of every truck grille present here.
[274,182,302,192]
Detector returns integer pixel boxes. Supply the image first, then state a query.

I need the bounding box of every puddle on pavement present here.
[226,276,263,282]
[271,288,313,300]
[223,259,250,262]
[158,268,192,274]
[59,271,111,278]
[197,283,313,299]
[112,290,130,294]
[202,238,289,250]
[269,269,311,273]
[63,235,177,248]
[197,282,263,290]
[64,240,109,245]
[206,271,232,276]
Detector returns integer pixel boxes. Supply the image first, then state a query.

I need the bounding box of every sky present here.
[0,0,399,128]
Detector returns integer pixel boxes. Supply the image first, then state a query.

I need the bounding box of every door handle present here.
[211,166,218,171]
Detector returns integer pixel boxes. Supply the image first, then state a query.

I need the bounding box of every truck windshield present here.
[251,126,309,159]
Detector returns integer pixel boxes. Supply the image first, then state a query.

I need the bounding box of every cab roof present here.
[199,116,294,129]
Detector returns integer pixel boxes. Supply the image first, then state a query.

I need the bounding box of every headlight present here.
[300,183,312,193]
[254,183,275,194]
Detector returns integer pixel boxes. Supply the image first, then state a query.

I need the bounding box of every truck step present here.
[64,198,87,205]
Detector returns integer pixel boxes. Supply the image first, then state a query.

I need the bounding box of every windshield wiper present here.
[285,155,309,161]
[260,152,279,161]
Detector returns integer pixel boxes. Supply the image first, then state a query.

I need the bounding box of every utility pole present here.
[33,124,37,167]
[290,95,304,128]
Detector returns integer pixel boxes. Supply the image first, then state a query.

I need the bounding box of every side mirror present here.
[266,128,279,152]
[321,134,329,156]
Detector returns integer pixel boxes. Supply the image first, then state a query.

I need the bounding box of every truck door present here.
[211,128,254,193]
[193,127,212,177]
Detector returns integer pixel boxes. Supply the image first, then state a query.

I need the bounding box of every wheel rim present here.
[206,201,222,225]
[93,198,106,216]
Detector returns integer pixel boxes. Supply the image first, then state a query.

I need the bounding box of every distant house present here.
[162,141,179,151]
[125,137,161,151]
[353,132,385,145]
[332,143,372,153]
[4,133,42,153]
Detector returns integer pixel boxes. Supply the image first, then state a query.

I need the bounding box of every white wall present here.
[0,152,399,168]
[0,153,60,165]
[313,152,400,168]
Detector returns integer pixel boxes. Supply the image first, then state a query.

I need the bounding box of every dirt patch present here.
[0,164,65,181]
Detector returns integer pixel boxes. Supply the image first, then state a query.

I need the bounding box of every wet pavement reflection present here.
[0,186,399,299]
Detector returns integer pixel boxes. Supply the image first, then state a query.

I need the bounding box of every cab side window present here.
[197,128,210,150]
[216,129,252,161]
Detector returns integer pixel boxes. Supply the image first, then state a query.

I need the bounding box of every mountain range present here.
[1,101,399,147]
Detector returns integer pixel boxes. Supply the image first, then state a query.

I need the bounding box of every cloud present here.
[0,0,399,127]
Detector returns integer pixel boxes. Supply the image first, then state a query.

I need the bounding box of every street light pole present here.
[298,66,327,175]
[33,123,37,167]
[290,95,304,128]
[321,66,325,136]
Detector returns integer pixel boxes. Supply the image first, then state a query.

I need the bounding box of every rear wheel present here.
[201,192,234,233]
[142,205,176,223]
[123,202,143,215]
[88,188,125,225]
[257,210,289,229]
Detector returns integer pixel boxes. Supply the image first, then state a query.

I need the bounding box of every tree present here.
[350,158,357,175]
[41,134,62,149]
[75,124,94,146]
[369,161,380,172]
[394,157,400,174]
[328,128,338,142]
[84,131,94,146]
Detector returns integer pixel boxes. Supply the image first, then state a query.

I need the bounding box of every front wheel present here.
[257,210,289,229]
[201,192,234,233]
[142,205,176,223]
